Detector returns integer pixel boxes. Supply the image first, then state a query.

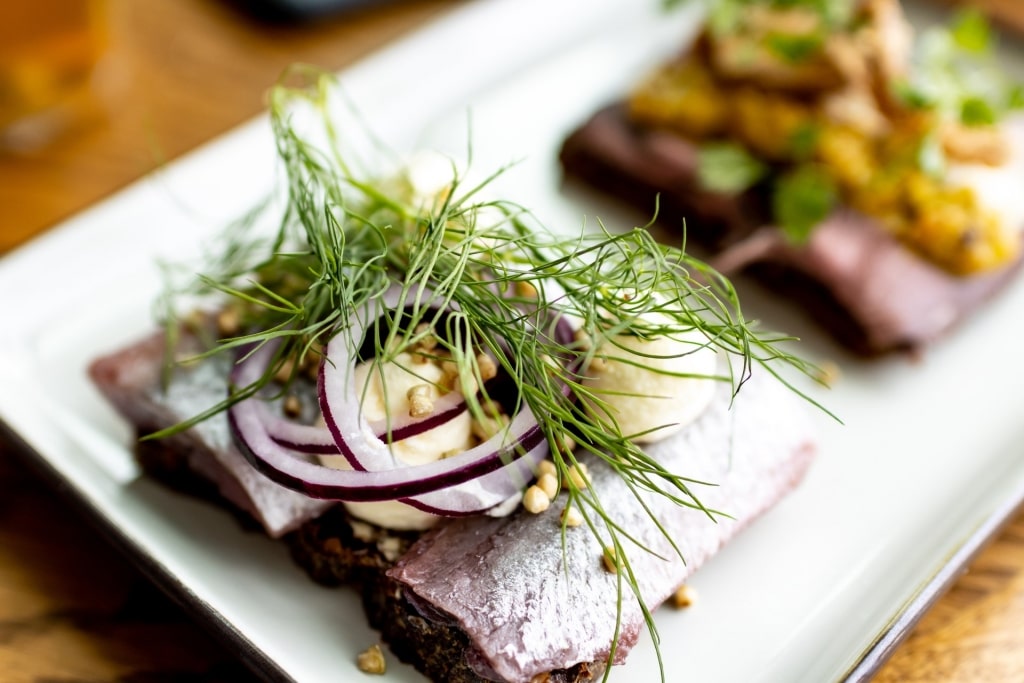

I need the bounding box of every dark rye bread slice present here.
[90,333,817,682]
[559,104,1024,357]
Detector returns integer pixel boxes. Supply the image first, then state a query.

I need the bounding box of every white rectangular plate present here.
[3,1,1024,681]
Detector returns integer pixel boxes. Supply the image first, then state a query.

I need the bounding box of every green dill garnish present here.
[696,142,768,194]
[772,164,838,243]
[158,67,825,683]
[765,32,824,63]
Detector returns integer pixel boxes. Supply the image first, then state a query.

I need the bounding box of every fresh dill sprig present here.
[157,68,824,681]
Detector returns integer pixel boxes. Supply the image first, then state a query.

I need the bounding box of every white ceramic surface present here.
[2,1,1024,681]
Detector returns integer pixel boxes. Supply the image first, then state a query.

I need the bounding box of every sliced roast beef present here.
[559,104,1024,356]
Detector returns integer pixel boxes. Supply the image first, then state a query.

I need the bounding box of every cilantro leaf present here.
[960,96,998,126]
[951,8,992,55]
[788,122,821,160]
[1007,84,1024,111]
[772,165,838,243]
[697,143,768,194]
[766,32,824,63]
[892,80,934,110]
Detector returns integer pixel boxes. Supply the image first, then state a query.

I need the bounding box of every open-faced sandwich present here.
[89,74,821,682]
[560,0,1024,356]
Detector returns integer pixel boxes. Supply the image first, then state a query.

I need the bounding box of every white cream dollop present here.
[320,352,472,531]
[583,327,717,444]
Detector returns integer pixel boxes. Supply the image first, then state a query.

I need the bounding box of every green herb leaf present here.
[787,122,821,160]
[707,0,744,36]
[951,8,992,55]
[892,80,934,110]
[1007,84,1024,110]
[772,165,838,243]
[908,8,1023,128]
[691,0,856,31]
[960,95,998,126]
[766,32,823,63]
[697,142,768,194]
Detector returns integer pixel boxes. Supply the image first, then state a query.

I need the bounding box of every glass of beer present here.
[0,0,107,150]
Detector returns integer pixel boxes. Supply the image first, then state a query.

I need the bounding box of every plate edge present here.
[840,479,1024,682]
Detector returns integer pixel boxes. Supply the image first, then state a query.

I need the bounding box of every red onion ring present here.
[254,282,472,455]
[228,339,547,510]
[319,284,483,472]
[260,387,470,455]
[229,391,541,508]
[226,283,579,514]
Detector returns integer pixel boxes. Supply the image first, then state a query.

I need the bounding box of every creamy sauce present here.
[583,327,718,444]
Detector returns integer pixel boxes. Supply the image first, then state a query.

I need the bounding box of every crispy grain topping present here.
[672,584,698,609]
[356,644,386,675]
[561,505,584,528]
[523,485,551,514]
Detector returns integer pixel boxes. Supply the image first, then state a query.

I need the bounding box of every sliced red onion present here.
[245,282,471,456]
[319,284,478,472]
[225,283,582,514]
[263,415,339,455]
[228,336,548,510]
[260,388,469,455]
[403,439,545,516]
[365,388,469,442]
[229,392,542,507]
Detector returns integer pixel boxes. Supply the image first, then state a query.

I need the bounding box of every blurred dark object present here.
[225,0,402,23]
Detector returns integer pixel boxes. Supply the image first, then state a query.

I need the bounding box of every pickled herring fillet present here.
[89,332,333,538]
[389,370,817,683]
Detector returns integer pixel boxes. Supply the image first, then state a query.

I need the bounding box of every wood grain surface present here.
[3,1,1024,682]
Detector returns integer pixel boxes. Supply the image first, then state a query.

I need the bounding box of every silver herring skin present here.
[390,371,816,683]
[91,331,816,681]
[89,332,332,538]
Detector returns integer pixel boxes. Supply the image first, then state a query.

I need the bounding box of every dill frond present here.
[156,67,826,682]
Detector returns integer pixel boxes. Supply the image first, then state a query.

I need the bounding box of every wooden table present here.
[2,0,1024,681]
